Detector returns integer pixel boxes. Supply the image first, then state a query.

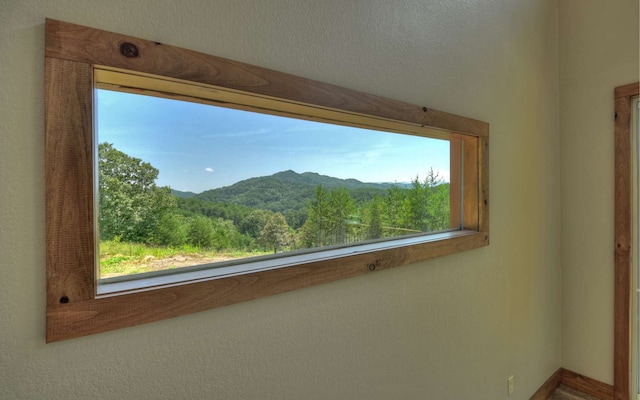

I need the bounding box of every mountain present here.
[193,170,406,214]
[171,189,197,198]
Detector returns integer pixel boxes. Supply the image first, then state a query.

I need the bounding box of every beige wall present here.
[0,1,562,399]
[559,0,639,384]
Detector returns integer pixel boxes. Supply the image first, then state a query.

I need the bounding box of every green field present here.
[99,240,270,278]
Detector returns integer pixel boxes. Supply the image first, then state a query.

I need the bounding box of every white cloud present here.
[205,167,214,173]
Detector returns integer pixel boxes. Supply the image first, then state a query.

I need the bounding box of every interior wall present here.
[0,1,561,399]
[559,0,639,384]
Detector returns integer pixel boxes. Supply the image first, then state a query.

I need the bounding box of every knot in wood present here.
[120,42,139,58]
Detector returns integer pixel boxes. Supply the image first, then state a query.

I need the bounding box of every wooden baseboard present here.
[529,368,615,400]
[560,369,614,400]
[530,368,563,400]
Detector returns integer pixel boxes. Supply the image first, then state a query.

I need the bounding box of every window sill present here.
[47,230,487,342]
[97,230,482,296]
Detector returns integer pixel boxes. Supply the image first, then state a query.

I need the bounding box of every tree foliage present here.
[156,213,188,246]
[259,213,291,253]
[402,169,449,232]
[327,187,355,244]
[186,215,214,247]
[98,142,176,243]
[239,209,274,239]
[364,195,384,240]
[98,144,451,259]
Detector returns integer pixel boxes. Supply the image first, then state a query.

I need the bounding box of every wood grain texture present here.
[613,82,638,400]
[46,19,488,138]
[46,232,487,341]
[530,368,614,400]
[561,369,614,400]
[448,133,489,238]
[45,19,490,342]
[463,136,480,230]
[449,137,462,228]
[45,57,95,307]
[479,136,490,235]
[615,82,640,99]
[93,67,453,143]
[529,368,562,400]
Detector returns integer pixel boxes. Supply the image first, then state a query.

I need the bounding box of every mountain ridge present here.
[187,169,410,214]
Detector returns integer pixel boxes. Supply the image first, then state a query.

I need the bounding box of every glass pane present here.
[96,89,453,279]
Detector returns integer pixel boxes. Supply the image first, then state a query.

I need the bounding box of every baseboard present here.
[529,368,614,400]
[530,368,563,400]
[560,369,614,400]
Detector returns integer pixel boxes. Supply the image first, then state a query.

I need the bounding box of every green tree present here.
[306,186,330,246]
[364,195,384,240]
[424,169,450,231]
[211,218,253,251]
[297,220,317,249]
[403,175,429,231]
[284,208,308,230]
[187,215,214,247]
[98,142,176,243]
[383,185,406,231]
[401,169,450,232]
[259,213,290,253]
[156,213,188,246]
[327,187,355,244]
[239,209,274,239]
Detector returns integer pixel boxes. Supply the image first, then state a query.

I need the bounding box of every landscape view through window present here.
[96,89,454,280]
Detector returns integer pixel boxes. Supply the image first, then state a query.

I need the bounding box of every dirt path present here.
[100,253,240,279]
[145,254,235,270]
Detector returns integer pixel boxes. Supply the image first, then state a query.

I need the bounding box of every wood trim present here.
[616,83,640,99]
[614,82,638,400]
[94,67,453,142]
[448,134,489,234]
[45,19,490,342]
[529,368,563,400]
[479,136,490,234]
[450,136,462,229]
[463,136,480,230]
[561,369,615,400]
[526,88,640,400]
[47,232,487,341]
[529,368,615,400]
[45,19,488,138]
[45,57,95,306]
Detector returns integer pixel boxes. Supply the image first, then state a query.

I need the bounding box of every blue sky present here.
[96,89,450,194]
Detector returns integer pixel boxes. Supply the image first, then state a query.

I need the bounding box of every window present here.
[45,19,489,342]
[95,68,455,288]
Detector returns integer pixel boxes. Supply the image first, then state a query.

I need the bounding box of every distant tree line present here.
[98,143,451,254]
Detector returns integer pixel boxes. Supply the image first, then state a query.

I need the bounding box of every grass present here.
[99,240,270,278]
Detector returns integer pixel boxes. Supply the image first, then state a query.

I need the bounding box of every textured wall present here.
[0,0,561,399]
[559,0,639,384]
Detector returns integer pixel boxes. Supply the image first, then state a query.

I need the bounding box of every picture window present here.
[45,19,489,341]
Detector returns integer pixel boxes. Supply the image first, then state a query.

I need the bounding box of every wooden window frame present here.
[614,82,640,400]
[45,19,489,342]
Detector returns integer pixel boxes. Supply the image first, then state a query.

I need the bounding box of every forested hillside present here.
[195,170,406,215]
[98,143,451,276]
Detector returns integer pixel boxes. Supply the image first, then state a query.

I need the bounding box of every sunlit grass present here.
[99,240,270,279]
